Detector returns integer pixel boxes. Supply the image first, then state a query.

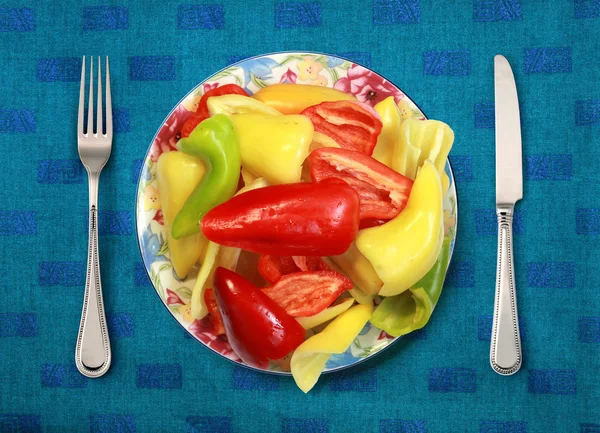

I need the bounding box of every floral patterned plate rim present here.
[135,51,458,376]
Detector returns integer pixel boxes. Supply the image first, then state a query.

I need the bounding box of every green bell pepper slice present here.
[171,114,241,239]
[370,236,452,337]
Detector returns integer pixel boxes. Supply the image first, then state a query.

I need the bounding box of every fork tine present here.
[105,56,112,138]
[78,56,85,138]
[97,56,103,136]
[87,56,94,135]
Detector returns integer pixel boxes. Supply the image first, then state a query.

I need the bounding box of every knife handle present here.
[490,205,522,375]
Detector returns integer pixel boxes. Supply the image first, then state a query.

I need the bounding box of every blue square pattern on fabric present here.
[574,0,600,18]
[473,0,522,22]
[282,418,328,433]
[372,0,421,25]
[0,313,38,337]
[0,415,41,433]
[41,364,87,388]
[0,7,35,31]
[90,415,136,433]
[0,211,37,235]
[275,2,322,28]
[178,4,225,30]
[0,109,36,133]
[528,369,577,395]
[37,159,83,184]
[82,6,129,31]
[423,51,471,76]
[581,424,600,433]
[474,102,495,128]
[106,313,135,338]
[136,364,182,389]
[576,208,600,234]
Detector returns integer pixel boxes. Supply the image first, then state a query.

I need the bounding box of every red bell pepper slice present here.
[258,255,300,284]
[212,267,305,368]
[301,100,383,155]
[201,183,360,256]
[196,84,249,119]
[308,147,413,223]
[292,256,329,272]
[262,270,353,317]
[204,288,225,335]
[180,84,249,138]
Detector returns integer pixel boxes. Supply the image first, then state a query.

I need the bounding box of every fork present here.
[75,56,112,378]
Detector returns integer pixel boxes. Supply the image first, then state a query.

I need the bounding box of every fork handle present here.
[490,205,522,375]
[75,174,111,378]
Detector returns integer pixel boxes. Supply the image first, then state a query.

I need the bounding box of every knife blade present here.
[490,54,523,376]
[495,55,523,205]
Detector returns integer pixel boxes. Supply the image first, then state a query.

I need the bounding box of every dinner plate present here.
[135,52,458,375]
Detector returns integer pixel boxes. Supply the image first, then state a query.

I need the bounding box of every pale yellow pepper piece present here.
[252,83,355,114]
[230,113,313,184]
[207,94,282,117]
[392,118,454,180]
[331,242,383,295]
[372,96,402,167]
[356,161,444,297]
[296,298,355,330]
[321,257,374,305]
[291,303,373,393]
[441,171,450,195]
[190,178,269,319]
[308,131,340,152]
[156,151,208,279]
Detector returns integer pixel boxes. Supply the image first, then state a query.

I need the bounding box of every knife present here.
[490,54,523,376]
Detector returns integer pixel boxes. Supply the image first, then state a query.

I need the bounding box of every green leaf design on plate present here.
[157,240,169,256]
[250,73,268,89]
[175,286,192,303]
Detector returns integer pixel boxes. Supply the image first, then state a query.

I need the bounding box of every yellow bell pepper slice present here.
[296,298,355,330]
[190,177,269,319]
[308,131,340,152]
[441,171,450,195]
[321,257,374,305]
[291,303,373,393]
[392,118,454,180]
[372,96,401,167]
[207,94,282,117]
[356,161,444,297]
[331,242,383,295]
[252,83,355,114]
[156,151,208,279]
[230,113,313,184]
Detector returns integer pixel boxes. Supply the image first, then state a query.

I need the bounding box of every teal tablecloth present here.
[1,1,599,432]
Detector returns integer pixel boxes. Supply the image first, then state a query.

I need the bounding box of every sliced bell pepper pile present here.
[252,83,355,114]
[356,160,444,296]
[331,242,383,295]
[370,236,451,337]
[156,151,208,279]
[372,96,402,167]
[190,177,269,320]
[201,182,360,256]
[301,100,382,155]
[295,298,355,330]
[204,288,225,335]
[230,113,313,185]
[213,267,306,369]
[392,118,454,180]
[308,147,413,223]
[290,303,374,393]
[207,94,282,117]
[262,270,353,317]
[172,114,241,239]
[258,255,300,284]
[181,84,249,138]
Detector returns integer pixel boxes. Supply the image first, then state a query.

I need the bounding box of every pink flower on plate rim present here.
[188,317,240,361]
[149,105,193,162]
[203,82,219,92]
[334,64,404,107]
[166,288,184,306]
[280,68,297,84]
